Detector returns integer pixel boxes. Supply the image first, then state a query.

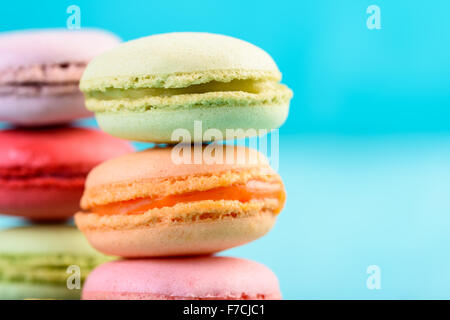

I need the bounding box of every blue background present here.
[1,0,450,299]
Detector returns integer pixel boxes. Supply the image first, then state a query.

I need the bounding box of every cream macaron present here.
[75,145,286,257]
[79,32,293,142]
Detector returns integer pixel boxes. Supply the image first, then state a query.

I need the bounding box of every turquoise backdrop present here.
[1,0,450,299]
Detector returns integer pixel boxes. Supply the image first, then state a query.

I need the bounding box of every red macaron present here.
[0,127,133,221]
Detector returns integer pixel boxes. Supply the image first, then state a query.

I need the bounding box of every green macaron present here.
[80,32,293,143]
[0,225,110,300]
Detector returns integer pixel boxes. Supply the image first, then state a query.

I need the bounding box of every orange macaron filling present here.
[89,180,286,216]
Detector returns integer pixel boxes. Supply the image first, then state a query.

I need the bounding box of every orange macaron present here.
[75,145,286,257]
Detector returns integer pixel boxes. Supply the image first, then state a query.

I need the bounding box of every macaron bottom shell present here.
[95,104,289,142]
[75,208,276,258]
[0,92,92,126]
[0,184,83,221]
[83,291,280,300]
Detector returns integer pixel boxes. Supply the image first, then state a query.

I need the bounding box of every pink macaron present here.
[0,127,133,220]
[82,257,281,300]
[0,29,120,126]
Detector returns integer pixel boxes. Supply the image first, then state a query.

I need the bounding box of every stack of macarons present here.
[74,32,293,300]
[0,29,133,299]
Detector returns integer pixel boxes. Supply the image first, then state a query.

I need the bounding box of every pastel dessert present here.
[75,145,286,257]
[0,127,133,220]
[0,29,120,126]
[80,32,293,142]
[0,225,110,300]
[83,256,281,300]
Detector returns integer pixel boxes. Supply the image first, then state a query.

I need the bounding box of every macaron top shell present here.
[83,257,281,299]
[80,32,281,90]
[0,29,120,72]
[81,145,277,208]
[85,145,270,187]
[0,127,133,175]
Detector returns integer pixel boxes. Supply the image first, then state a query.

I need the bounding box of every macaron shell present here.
[0,92,90,126]
[0,127,133,169]
[0,29,121,70]
[75,206,276,257]
[82,257,281,300]
[0,184,83,220]
[84,144,267,186]
[95,103,289,143]
[81,32,280,90]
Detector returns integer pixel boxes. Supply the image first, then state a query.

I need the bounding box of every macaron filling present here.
[84,79,292,112]
[0,83,81,96]
[0,63,86,96]
[87,180,285,216]
[88,79,281,97]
